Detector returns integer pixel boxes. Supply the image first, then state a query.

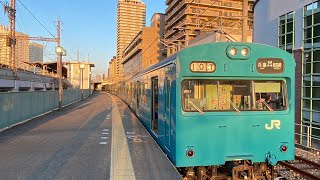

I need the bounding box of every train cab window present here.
[182,80,288,112]
[254,81,287,111]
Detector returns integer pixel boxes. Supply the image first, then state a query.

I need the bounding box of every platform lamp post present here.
[80,64,85,100]
[55,46,67,111]
[89,71,92,96]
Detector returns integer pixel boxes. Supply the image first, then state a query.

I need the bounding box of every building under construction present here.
[0,25,30,70]
[165,0,255,55]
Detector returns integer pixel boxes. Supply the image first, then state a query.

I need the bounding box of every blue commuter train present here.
[111,42,296,179]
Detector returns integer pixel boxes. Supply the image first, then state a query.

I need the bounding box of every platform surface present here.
[0,92,182,180]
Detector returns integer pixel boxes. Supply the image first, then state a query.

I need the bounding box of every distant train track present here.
[279,155,320,180]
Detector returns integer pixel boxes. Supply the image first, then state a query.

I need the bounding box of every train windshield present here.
[182,80,287,112]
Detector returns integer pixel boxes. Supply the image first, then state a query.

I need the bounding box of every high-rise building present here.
[150,13,167,61]
[122,13,167,79]
[95,74,102,82]
[165,0,255,55]
[107,56,116,82]
[122,27,158,78]
[0,25,30,69]
[29,42,44,63]
[116,0,146,80]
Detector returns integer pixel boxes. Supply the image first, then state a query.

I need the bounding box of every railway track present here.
[278,155,320,180]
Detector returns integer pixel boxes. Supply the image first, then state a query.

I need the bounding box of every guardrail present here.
[0,89,90,131]
[295,123,320,151]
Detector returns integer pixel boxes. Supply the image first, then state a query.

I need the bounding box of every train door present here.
[165,77,171,149]
[136,81,140,115]
[151,77,159,135]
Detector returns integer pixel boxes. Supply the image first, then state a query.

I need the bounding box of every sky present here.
[0,0,167,75]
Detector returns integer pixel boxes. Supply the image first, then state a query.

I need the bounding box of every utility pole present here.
[4,0,16,76]
[77,49,80,62]
[242,0,248,42]
[88,53,91,96]
[56,19,63,111]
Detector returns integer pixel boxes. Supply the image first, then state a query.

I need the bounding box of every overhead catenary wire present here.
[18,0,76,61]
[16,4,29,34]
[40,0,79,58]
[37,0,84,61]
[17,0,55,38]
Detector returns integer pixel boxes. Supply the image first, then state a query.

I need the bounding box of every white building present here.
[254,0,320,149]
[67,62,95,89]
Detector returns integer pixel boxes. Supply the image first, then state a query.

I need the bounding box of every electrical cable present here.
[17,0,55,38]
[16,4,28,33]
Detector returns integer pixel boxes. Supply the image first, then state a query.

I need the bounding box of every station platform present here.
[108,93,182,180]
[0,92,182,180]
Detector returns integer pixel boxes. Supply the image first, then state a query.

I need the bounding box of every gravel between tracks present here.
[276,148,320,180]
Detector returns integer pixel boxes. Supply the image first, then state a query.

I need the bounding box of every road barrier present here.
[0,89,90,130]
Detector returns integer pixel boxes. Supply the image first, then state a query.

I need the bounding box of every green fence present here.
[0,89,90,130]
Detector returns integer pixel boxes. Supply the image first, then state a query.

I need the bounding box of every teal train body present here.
[110,42,296,179]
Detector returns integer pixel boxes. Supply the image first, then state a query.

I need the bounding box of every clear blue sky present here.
[0,0,166,75]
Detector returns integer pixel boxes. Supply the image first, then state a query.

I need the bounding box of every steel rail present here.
[295,155,320,169]
[279,161,320,180]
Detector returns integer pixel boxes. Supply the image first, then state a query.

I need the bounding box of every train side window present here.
[151,77,159,134]
[166,78,170,109]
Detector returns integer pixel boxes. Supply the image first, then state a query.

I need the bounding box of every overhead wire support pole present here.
[242,0,248,42]
[4,0,17,76]
[56,18,63,111]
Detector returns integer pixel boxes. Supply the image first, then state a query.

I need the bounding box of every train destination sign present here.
[190,62,216,73]
[256,58,284,74]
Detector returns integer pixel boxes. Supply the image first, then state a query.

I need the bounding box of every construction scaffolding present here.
[165,0,254,55]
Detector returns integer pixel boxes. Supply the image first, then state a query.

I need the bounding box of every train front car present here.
[175,42,295,179]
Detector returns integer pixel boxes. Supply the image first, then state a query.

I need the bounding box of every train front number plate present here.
[190,62,216,73]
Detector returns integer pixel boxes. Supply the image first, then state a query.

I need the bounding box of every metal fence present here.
[295,123,320,151]
[0,89,90,130]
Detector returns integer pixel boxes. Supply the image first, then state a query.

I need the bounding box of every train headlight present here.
[241,48,249,56]
[226,45,251,60]
[230,48,238,56]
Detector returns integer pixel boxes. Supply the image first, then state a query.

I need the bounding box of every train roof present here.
[137,52,178,76]
[126,42,295,80]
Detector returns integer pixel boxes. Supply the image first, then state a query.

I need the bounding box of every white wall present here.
[254,0,313,49]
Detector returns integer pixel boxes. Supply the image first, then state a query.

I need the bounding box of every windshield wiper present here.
[227,99,240,113]
[188,100,204,114]
[262,101,274,112]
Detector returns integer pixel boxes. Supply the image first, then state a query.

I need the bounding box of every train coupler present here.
[232,164,254,180]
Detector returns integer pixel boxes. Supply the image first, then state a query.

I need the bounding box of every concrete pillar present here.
[11,80,19,92]
[293,48,302,143]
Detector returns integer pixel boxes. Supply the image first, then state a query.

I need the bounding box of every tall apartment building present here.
[122,13,167,79]
[108,56,116,82]
[29,42,44,63]
[116,0,146,80]
[122,27,158,78]
[0,25,30,69]
[165,0,255,55]
[150,13,167,60]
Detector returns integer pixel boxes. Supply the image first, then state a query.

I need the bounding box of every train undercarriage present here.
[179,161,277,180]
